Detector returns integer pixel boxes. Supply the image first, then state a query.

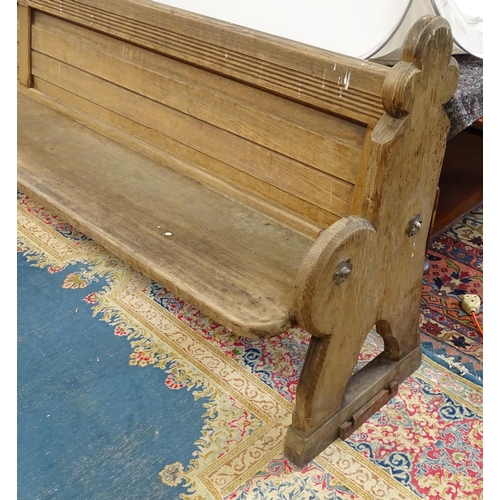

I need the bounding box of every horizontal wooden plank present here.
[30,78,338,235]
[32,12,365,151]
[18,92,314,338]
[26,0,388,126]
[32,52,355,217]
[32,14,365,184]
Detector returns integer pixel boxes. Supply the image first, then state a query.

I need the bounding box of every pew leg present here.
[284,216,423,467]
[284,323,421,468]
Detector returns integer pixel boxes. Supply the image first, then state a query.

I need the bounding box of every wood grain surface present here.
[18,94,313,339]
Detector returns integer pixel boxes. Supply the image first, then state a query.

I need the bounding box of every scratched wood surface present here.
[19,0,395,236]
[20,0,389,125]
[33,13,365,183]
[27,9,376,236]
[18,93,313,339]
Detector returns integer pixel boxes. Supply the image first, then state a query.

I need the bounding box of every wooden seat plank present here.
[17,93,313,338]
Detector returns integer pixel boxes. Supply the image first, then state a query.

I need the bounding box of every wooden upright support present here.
[284,16,459,467]
[17,3,33,87]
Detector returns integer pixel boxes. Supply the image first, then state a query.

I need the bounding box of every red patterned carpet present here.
[421,205,483,384]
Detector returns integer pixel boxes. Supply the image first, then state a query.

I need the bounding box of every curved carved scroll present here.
[382,15,459,118]
[293,216,376,338]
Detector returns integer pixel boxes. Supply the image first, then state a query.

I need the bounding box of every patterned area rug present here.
[17,193,483,499]
[421,205,483,384]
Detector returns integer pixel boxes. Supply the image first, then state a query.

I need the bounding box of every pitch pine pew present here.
[17,0,459,466]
